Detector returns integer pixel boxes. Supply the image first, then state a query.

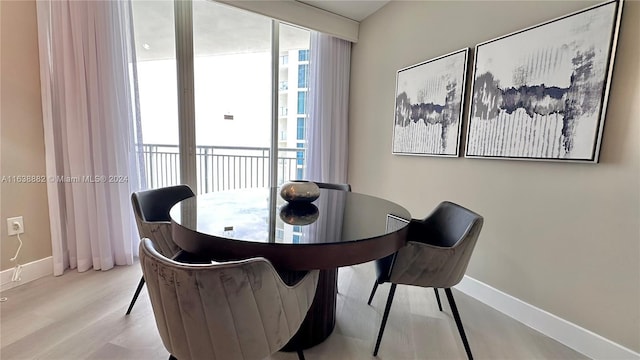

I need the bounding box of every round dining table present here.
[169,187,411,349]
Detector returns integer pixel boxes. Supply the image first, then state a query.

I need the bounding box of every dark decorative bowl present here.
[280,180,320,203]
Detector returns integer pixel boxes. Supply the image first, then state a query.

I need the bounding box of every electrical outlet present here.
[7,217,24,236]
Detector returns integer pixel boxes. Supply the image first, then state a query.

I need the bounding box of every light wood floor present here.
[0,261,587,360]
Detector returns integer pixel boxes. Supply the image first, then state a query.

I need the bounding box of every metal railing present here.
[139,144,304,194]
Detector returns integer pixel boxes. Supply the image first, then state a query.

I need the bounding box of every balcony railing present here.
[139,144,304,195]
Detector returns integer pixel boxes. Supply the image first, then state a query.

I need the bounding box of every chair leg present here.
[296,349,305,360]
[434,288,443,311]
[367,281,379,305]
[373,283,396,356]
[125,276,145,315]
[444,288,473,360]
[168,355,177,360]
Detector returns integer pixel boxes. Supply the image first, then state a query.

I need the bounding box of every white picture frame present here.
[392,48,469,157]
[465,0,624,163]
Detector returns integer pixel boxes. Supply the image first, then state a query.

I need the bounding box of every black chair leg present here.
[373,283,396,356]
[125,276,145,315]
[434,288,443,311]
[367,281,379,305]
[297,349,305,360]
[168,355,177,360]
[444,288,473,360]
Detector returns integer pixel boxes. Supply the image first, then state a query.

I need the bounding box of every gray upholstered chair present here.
[139,238,319,360]
[314,181,352,192]
[126,185,195,315]
[368,201,483,359]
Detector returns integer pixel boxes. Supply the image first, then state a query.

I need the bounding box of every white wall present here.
[349,0,639,352]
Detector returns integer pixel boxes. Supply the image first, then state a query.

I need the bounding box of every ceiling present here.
[297,0,390,22]
[133,0,389,61]
[133,0,311,60]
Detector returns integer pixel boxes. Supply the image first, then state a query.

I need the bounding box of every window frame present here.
[172,1,309,189]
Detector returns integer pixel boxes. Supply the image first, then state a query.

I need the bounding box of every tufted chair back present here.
[139,238,319,360]
[131,185,194,258]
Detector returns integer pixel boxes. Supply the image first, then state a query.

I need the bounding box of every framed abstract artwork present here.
[465,0,624,162]
[392,48,469,157]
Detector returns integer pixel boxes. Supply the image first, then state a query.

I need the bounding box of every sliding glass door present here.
[132,0,310,193]
[131,1,181,189]
[193,1,271,193]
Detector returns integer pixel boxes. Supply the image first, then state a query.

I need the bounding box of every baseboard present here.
[455,276,639,360]
[0,256,53,292]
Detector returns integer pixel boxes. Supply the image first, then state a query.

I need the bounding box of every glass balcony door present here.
[132,0,311,194]
[193,0,271,194]
[132,1,180,190]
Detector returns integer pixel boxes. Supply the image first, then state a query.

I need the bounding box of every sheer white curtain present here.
[306,32,351,183]
[305,32,351,244]
[36,0,143,275]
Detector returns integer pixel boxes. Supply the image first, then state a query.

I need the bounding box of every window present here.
[133,2,311,194]
[296,142,304,179]
[292,234,301,243]
[132,1,180,190]
[293,225,301,232]
[298,49,309,61]
[296,118,305,140]
[279,24,310,186]
[192,1,271,193]
[296,143,304,165]
[298,64,308,88]
[297,92,306,114]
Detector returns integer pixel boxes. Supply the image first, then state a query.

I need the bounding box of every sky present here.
[138,53,272,147]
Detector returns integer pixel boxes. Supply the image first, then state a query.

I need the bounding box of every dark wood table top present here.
[170,187,411,270]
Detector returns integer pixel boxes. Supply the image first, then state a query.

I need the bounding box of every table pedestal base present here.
[282,268,337,351]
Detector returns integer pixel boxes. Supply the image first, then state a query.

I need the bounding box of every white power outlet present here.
[7,217,24,236]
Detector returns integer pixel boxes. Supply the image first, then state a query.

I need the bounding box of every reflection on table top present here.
[169,187,411,245]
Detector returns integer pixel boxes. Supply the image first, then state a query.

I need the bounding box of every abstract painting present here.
[392,48,468,157]
[465,0,623,162]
